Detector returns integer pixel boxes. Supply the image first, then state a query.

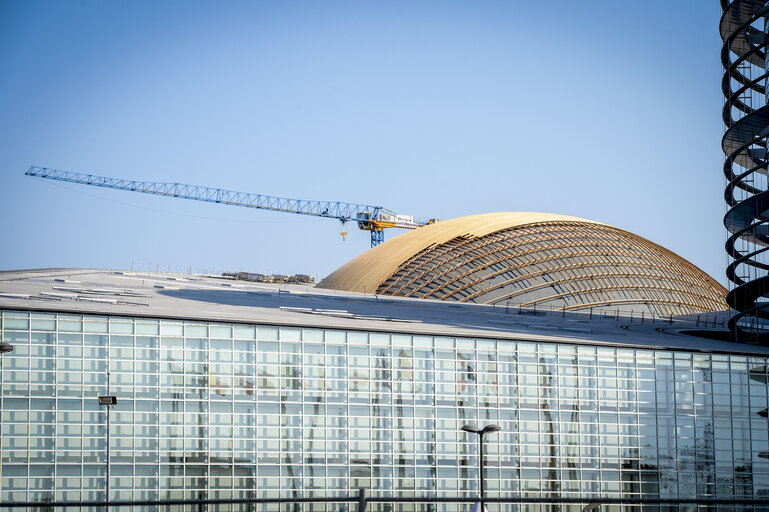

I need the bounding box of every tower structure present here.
[721,0,769,344]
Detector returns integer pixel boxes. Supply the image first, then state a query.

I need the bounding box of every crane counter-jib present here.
[25,166,433,247]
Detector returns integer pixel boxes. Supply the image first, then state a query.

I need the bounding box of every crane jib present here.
[25,166,429,247]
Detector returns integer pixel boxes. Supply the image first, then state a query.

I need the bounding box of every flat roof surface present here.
[0,268,766,356]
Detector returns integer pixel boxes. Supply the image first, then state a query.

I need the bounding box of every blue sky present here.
[0,1,728,283]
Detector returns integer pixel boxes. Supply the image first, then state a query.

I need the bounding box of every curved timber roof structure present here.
[319,213,728,317]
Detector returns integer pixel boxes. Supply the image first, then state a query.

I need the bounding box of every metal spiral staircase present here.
[721,0,769,344]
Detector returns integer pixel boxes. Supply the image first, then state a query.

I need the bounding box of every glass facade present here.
[1,309,769,510]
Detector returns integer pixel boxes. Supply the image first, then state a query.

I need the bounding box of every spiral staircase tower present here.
[721,0,769,344]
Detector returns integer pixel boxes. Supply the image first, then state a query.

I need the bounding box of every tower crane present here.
[25,166,434,247]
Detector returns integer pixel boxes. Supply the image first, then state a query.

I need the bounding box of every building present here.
[319,213,727,318]
[720,0,769,344]
[1,267,768,509]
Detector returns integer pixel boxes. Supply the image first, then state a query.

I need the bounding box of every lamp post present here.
[461,424,501,503]
[0,341,13,354]
[98,371,117,509]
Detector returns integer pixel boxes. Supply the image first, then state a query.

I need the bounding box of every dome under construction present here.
[318,212,728,317]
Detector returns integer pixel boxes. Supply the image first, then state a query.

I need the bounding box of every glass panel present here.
[3,308,769,503]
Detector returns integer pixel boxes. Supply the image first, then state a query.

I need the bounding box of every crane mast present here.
[25,166,430,247]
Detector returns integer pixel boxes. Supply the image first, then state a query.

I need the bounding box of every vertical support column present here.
[370,229,385,247]
[479,434,485,499]
[98,372,116,510]
[106,371,111,510]
[765,14,769,105]
[358,487,367,512]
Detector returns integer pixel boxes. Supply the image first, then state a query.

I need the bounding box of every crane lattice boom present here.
[25,166,430,246]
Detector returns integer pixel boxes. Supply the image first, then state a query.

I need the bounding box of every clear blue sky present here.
[0,1,728,283]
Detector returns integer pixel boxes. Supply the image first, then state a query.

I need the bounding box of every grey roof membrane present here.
[0,268,766,356]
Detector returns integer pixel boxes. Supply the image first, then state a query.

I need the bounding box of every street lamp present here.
[0,341,14,354]
[461,424,501,502]
[98,370,117,508]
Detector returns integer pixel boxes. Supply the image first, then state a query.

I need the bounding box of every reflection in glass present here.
[1,310,769,507]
